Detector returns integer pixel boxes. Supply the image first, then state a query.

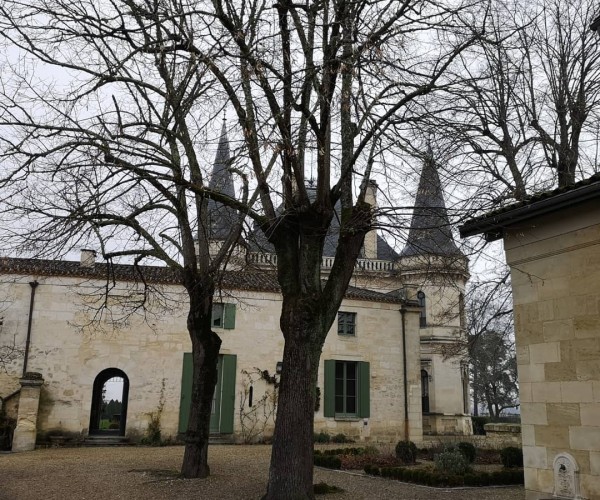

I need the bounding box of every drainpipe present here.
[400,306,409,441]
[22,281,38,377]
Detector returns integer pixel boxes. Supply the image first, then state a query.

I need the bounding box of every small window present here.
[337,312,356,336]
[417,291,426,328]
[211,303,236,329]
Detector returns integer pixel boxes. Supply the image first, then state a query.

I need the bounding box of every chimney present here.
[80,249,96,268]
[363,180,378,260]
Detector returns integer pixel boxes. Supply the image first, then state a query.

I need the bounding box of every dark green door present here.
[210,357,223,433]
[179,353,237,435]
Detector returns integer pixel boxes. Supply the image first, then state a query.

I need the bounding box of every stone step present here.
[83,436,132,446]
[209,434,235,445]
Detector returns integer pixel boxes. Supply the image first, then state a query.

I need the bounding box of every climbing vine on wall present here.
[238,368,278,444]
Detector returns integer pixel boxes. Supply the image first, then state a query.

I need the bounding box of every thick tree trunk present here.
[181,282,222,479]
[264,205,368,498]
[265,305,323,500]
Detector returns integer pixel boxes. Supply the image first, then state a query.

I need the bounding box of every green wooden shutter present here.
[323,360,336,417]
[178,352,193,433]
[358,361,370,418]
[223,303,236,329]
[219,354,237,433]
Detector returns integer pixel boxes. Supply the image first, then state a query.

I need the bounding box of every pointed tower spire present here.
[207,120,237,240]
[401,151,462,257]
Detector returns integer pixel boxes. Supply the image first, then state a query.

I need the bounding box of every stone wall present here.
[0,273,424,445]
[504,198,600,500]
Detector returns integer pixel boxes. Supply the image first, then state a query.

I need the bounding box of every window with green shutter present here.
[211,303,236,329]
[323,360,370,419]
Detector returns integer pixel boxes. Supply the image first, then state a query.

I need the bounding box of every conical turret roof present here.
[207,121,237,240]
[401,153,462,257]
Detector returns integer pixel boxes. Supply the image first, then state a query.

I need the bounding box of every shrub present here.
[314,431,331,443]
[457,442,477,463]
[434,450,472,476]
[478,471,491,486]
[395,440,418,464]
[491,469,523,485]
[323,447,364,456]
[313,482,343,495]
[331,433,353,444]
[500,446,524,468]
[420,471,433,486]
[446,475,464,487]
[392,468,404,480]
[464,473,478,486]
[313,453,341,469]
[363,445,379,457]
[364,464,523,487]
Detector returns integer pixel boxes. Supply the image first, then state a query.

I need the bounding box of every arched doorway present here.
[89,368,129,436]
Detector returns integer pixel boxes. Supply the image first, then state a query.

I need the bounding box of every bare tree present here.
[188,2,481,498]
[522,0,600,187]
[0,0,483,496]
[424,0,600,210]
[0,0,255,479]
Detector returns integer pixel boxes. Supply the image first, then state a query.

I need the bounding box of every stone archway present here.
[89,368,129,436]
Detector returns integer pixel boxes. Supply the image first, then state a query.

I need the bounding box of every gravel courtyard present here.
[0,445,524,500]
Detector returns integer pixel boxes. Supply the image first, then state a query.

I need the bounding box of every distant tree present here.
[470,329,518,417]
[466,275,518,417]
[423,0,600,209]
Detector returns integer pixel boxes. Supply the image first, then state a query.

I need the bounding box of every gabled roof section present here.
[207,121,237,240]
[0,257,405,304]
[401,154,462,257]
[459,173,600,241]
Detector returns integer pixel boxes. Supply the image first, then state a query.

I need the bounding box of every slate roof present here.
[0,257,405,304]
[247,187,399,261]
[207,122,238,240]
[401,153,463,257]
[459,172,600,240]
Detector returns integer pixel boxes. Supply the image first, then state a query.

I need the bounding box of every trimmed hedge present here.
[319,447,367,456]
[313,453,341,469]
[364,465,524,487]
[500,447,524,468]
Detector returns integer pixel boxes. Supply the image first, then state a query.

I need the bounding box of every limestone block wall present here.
[505,199,600,500]
[0,271,423,445]
[317,303,423,443]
